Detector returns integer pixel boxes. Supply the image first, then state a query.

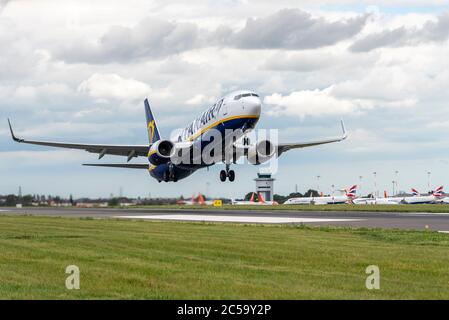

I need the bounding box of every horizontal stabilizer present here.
[83,163,149,169]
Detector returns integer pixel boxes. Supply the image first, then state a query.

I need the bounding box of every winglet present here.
[340,119,348,140]
[7,119,23,142]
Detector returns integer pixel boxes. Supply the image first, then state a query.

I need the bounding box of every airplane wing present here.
[277,120,347,156]
[8,119,149,161]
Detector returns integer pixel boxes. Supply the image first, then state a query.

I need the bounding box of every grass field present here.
[132,204,449,213]
[1,215,449,299]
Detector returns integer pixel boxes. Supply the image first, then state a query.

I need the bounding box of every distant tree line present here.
[244,189,320,203]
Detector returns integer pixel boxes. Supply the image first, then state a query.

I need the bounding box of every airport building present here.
[254,173,275,201]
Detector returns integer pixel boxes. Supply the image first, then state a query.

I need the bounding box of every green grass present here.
[1,215,449,299]
[130,204,449,213]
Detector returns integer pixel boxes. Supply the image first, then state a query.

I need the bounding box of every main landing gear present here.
[220,164,235,182]
[163,163,177,182]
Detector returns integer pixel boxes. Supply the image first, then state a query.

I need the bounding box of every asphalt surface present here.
[2,207,449,231]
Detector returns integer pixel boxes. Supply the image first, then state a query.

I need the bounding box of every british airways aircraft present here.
[8,90,347,182]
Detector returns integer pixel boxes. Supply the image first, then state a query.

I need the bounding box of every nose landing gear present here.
[220,164,235,182]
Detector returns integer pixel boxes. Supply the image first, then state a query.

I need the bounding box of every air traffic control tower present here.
[254,173,275,201]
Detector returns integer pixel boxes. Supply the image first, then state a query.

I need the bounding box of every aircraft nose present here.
[245,97,262,116]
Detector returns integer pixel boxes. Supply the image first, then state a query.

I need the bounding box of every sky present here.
[1,0,449,198]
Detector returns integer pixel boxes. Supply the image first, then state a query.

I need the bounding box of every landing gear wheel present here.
[168,163,176,182]
[228,170,235,182]
[220,170,227,182]
[163,171,170,182]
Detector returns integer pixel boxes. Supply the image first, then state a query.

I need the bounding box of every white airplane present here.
[257,192,279,206]
[8,90,347,182]
[232,192,278,205]
[232,192,257,205]
[402,187,444,204]
[352,191,402,205]
[438,197,449,204]
[283,185,357,205]
[196,193,215,206]
[177,194,212,205]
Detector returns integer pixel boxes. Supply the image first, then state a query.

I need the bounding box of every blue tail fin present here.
[144,99,161,144]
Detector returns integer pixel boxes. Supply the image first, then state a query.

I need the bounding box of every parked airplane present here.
[232,192,257,205]
[438,197,449,204]
[257,192,279,206]
[177,193,215,205]
[283,185,357,205]
[353,191,402,205]
[197,193,214,206]
[177,194,198,205]
[8,90,347,182]
[402,186,444,204]
[232,192,278,205]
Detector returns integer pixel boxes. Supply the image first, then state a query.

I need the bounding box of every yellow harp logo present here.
[148,120,155,142]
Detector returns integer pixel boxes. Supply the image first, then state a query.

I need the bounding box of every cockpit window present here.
[234,93,259,100]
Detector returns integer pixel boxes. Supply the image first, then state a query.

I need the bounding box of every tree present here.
[304,189,320,197]
[244,192,254,201]
[5,195,17,206]
[108,198,119,206]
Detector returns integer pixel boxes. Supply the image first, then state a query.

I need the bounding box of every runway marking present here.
[438,231,449,234]
[116,214,364,224]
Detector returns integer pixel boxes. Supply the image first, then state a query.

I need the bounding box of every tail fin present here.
[433,186,444,197]
[198,193,206,205]
[384,190,388,198]
[346,185,357,198]
[144,99,161,144]
[411,188,420,196]
[249,192,255,202]
[258,192,266,204]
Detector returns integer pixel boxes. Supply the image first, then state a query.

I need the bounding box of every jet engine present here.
[148,140,175,165]
[247,140,276,165]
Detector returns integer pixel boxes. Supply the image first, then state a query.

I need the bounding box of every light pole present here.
[395,171,399,195]
[373,172,377,198]
[317,175,321,194]
[427,171,431,193]
[359,176,363,196]
[206,182,211,198]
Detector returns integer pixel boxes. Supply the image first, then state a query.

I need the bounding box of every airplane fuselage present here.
[284,195,350,205]
[148,90,262,182]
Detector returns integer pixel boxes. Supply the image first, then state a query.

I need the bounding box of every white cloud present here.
[186,94,215,105]
[264,87,357,118]
[264,82,417,119]
[350,12,449,52]
[54,9,369,64]
[77,73,152,102]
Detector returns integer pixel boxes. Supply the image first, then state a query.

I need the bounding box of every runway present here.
[2,206,449,231]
